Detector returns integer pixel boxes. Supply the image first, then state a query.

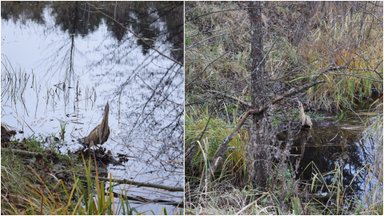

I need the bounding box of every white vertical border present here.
[182,0,186,213]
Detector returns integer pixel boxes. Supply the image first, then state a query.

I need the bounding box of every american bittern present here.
[80,102,110,147]
[297,100,313,128]
[1,123,16,142]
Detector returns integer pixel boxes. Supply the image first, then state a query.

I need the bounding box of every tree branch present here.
[78,175,184,192]
[186,8,242,22]
[109,191,183,207]
[207,90,252,107]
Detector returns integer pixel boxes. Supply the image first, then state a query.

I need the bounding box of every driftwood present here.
[78,175,184,192]
[208,79,325,181]
[109,191,183,207]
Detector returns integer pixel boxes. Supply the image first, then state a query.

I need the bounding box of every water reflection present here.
[291,117,382,209]
[1,1,183,63]
[1,1,183,214]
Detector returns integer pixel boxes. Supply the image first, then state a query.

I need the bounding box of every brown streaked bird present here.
[1,123,16,142]
[297,100,313,129]
[80,102,110,147]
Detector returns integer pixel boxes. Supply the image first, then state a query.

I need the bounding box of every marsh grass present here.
[185,107,382,215]
[1,139,135,215]
[187,158,382,215]
[185,2,382,215]
[185,106,248,185]
[302,9,382,111]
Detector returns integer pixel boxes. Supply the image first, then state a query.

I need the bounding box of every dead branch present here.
[207,108,259,182]
[78,175,184,192]
[327,71,382,83]
[186,52,228,89]
[109,191,183,207]
[186,8,242,22]
[207,90,252,107]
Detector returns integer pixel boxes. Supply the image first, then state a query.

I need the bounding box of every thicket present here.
[185,2,382,214]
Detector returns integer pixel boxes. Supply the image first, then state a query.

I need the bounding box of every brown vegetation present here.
[186,1,382,214]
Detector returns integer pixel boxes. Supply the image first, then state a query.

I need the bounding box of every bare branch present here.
[186,8,242,22]
[109,191,183,207]
[207,89,252,107]
[186,52,228,89]
[78,175,184,192]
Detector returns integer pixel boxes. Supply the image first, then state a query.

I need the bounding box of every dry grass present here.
[1,140,134,215]
[185,1,383,215]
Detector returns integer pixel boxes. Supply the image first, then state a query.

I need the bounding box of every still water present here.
[1,2,184,214]
[290,115,382,211]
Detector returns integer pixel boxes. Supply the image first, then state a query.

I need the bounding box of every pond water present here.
[291,115,382,210]
[1,2,184,214]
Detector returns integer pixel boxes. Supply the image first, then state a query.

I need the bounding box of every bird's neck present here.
[102,110,109,125]
[299,105,305,115]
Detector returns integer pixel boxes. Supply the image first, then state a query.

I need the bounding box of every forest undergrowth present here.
[185,2,383,214]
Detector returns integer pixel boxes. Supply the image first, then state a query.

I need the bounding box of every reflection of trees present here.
[1,1,183,62]
[113,60,184,168]
[50,2,102,37]
[292,129,365,195]
[155,2,184,63]
[1,1,45,24]
[2,1,184,174]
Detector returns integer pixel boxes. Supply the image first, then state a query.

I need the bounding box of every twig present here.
[186,32,227,49]
[207,90,252,107]
[327,72,382,83]
[186,52,228,89]
[208,108,258,181]
[196,114,212,142]
[186,8,242,22]
[1,148,49,158]
[313,65,348,80]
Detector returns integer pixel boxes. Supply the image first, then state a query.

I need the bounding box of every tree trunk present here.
[247,1,268,189]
